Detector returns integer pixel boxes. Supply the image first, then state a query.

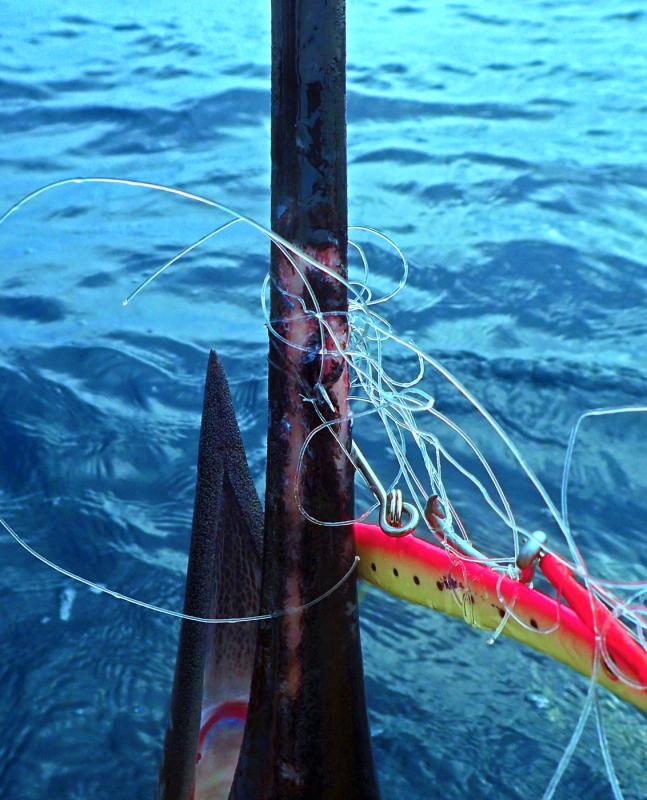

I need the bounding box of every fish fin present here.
[157,351,263,800]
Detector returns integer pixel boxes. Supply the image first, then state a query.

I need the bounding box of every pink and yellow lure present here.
[354,522,647,715]
[192,521,646,799]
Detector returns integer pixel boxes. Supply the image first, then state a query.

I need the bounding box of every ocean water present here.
[1,1,646,798]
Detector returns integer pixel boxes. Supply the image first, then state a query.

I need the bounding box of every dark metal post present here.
[229,1,380,797]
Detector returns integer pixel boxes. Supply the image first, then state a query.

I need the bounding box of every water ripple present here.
[2,1,647,798]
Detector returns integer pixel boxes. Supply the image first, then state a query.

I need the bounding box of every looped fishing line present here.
[2,179,646,646]
[0,513,359,624]
[1,177,646,800]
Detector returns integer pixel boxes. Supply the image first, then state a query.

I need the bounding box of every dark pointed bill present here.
[157,351,262,800]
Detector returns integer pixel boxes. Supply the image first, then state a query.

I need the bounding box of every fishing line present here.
[0,512,359,623]
[3,178,645,630]
[2,177,646,800]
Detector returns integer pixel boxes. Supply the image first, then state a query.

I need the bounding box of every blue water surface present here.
[1,1,646,798]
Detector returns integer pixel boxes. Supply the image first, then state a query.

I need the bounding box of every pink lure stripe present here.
[353,523,647,715]
[540,552,647,688]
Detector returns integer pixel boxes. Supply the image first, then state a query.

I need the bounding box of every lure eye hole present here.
[516,531,547,570]
[380,500,418,537]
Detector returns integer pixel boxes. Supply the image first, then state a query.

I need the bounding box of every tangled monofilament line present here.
[1,177,646,800]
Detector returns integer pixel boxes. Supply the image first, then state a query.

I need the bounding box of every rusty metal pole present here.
[229,1,380,797]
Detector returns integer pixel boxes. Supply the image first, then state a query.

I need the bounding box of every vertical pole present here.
[229,1,380,798]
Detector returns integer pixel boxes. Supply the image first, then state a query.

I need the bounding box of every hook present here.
[351,441,419,537]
